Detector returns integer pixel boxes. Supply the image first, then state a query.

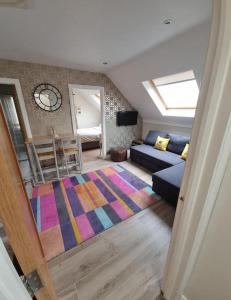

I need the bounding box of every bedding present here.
[77,126,101,138]
[77,126,101,151]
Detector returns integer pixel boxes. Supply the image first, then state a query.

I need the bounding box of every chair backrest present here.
[61,135,80,152]
[60,135,82,173]
[32,138,56,161]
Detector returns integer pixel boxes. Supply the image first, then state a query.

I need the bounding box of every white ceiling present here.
[107,20,212,127]
[0,0,211,72]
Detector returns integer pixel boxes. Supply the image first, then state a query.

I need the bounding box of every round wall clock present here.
[33,83,62,112]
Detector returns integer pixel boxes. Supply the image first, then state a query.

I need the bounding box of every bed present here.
[77,126,102,151]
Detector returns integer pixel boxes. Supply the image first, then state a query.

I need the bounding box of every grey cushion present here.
[152,162,185,206]
[152,162,185,189]
[131,144,184,167]
[144,130,168,146]
[166,133,190,155]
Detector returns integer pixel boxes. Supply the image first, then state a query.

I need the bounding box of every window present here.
[143,70,199,117]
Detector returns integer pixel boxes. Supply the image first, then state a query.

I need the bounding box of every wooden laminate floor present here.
[82,149,101,163]
[48,158,175,300]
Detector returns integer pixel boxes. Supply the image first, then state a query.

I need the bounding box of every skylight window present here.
[143,70,199,117]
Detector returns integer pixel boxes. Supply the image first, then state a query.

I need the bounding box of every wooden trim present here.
[0,105,57,299]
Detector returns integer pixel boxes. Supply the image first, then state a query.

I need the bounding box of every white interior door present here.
[162,1,231,299]
[0,238,31,300]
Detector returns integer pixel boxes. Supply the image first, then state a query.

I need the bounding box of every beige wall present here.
[0,59,142,151]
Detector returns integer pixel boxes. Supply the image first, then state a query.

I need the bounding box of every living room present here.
[2,1,231,300]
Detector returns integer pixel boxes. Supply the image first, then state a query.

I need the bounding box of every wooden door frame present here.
[0,105,57,300]
[68,84,107,158]
[0,78,32,139]
[162,1,231,299]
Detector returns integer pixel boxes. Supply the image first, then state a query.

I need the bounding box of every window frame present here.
[143,70,199,117]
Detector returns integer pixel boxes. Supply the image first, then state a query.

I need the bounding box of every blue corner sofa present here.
[130,130,189,206]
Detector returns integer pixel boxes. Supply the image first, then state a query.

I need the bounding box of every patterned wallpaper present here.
[0,59,142,152]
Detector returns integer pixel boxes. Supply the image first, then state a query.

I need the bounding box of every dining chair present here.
[32,138,60,183]
[60,135,82,176]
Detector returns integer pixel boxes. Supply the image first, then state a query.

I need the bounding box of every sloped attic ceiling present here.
[0,0,212,72]
[0,0,212,127]
[107,20,212,127]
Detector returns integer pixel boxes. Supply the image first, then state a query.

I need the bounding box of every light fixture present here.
[163,19,173,25]
[102,62,108,65]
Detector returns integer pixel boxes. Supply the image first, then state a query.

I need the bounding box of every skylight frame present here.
[143,70,199,118]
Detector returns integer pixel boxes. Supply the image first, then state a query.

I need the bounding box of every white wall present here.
[0,239,31,300]
[183,156,231,300]
[142,121,192,139]
[107,20,211,128]
[74,94,101,129]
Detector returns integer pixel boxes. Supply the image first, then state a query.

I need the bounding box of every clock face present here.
[33,84,62,112]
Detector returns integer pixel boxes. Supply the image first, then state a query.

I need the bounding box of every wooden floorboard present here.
[48,158,175,300]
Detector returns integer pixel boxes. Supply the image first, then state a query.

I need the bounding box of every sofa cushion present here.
[181,143,189,160]
[152,162,185,206]
[152,162,185,189]
[144,130,168,146]
[131,144,184,168]
[154,136,170,151]
[166,133,190,154]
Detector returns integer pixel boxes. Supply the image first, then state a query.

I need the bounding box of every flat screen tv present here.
[117,111,138,126]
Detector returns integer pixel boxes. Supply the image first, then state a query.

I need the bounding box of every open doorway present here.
[74,87,102,163]
[69,84,106,166]
[0,83,33,195]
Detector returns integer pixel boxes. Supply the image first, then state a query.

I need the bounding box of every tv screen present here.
[117,111,138,126]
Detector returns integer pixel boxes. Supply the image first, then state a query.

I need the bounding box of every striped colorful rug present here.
[30,165,160,260]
